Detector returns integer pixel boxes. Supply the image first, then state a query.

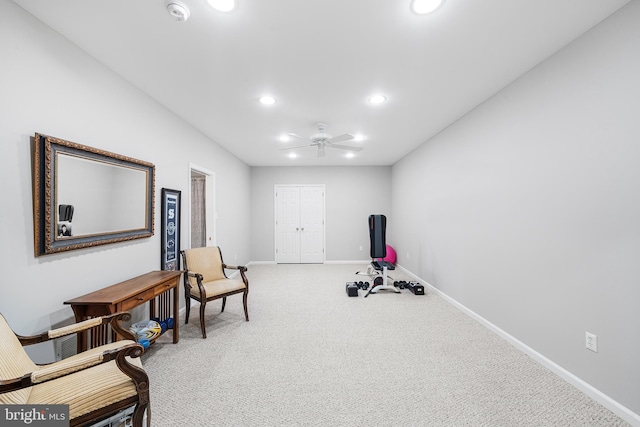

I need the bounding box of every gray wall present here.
[250,166,391,262]
[2,0,638,420]
[0,1,251,361]
[391,1,640,416]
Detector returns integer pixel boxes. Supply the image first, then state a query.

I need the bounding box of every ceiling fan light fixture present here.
[207,0,235,12]
[279,135,290,142]
[259,95,276,105]
[411,0,444,15]
[288,153,297,159]
[279,123,364,158]
[345,152,355,159]
[353,134,365,142]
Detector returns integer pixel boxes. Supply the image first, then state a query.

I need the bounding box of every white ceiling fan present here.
[280,122,363,157]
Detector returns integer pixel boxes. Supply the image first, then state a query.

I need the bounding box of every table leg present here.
[173,282,179,343]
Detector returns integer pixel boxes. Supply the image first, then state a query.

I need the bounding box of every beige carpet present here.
[142,263,628,426]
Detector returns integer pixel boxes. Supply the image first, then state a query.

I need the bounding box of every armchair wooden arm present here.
[16,312,135,346]
[185,271,207,297]
[222,263,247,272]
[186,271,204,282]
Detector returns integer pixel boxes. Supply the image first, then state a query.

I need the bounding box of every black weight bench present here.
[357,214,399,297]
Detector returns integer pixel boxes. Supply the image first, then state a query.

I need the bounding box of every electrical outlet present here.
[585,332,598,353]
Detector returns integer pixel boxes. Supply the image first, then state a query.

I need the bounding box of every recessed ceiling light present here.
[411,0,444,15]
[288,153,297,159]
[368,94,386,105]
[259,95,276,105]
[345,152,355,159]
[207,0,235,12]
[353,134,365,142]
[279,135,290,142]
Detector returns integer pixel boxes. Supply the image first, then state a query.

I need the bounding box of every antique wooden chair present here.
[0,312,150,427]
[181,246,249,339]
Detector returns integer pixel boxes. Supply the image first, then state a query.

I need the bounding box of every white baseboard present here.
[325,260,370,265]
[247,260,370,265]
[395,264,640,426]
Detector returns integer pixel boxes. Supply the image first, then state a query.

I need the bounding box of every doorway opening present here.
[189,164,216,249]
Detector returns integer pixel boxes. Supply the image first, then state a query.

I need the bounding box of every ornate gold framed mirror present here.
[33,133,155,256]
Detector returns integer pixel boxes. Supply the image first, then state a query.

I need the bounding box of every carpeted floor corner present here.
[142,264,629,426]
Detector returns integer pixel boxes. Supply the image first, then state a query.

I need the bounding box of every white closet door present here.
[275,186,301,263]
[300,186,324,263]
[275,185,325,263]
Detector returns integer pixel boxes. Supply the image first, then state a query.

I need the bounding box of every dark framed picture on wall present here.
[161,188,181,271]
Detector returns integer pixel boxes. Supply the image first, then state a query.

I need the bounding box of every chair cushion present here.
[27,357,142,421]
[0,315,38,405]
[190,278,246,299]
[184,247,226,285]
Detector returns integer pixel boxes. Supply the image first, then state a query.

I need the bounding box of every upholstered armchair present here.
[0,312,150,427]
[181,246,249,339]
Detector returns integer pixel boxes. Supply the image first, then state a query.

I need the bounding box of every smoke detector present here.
[166,1,190,21]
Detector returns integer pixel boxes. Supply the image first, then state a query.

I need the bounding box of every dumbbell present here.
[165,317,175,329]
[393,280,407,289]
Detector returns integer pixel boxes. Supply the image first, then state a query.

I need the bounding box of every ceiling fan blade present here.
[328,133,355,144]
[287,133,308,141]
[279,144,313,151]
[326,144,363,152]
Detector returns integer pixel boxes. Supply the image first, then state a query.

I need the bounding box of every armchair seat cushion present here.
[191,278,246,299]
[27,357,142,420]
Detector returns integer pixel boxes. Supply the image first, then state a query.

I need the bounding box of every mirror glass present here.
[33,134,155,255]
[56,154,148,236]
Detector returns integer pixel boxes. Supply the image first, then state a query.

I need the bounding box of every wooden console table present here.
[65,270,182,352]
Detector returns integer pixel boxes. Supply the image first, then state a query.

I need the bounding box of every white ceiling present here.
[13,0,630,166]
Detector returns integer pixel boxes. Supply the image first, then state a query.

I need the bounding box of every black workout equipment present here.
[346,282,359,297]
[369,215,395,271]
[406,281,425,295]
[393,280,407,289]
[346,281,371,297]
[58,204,74,222]
[390,280,425,294]
[362,214,399,297]
[356,281,370,290]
